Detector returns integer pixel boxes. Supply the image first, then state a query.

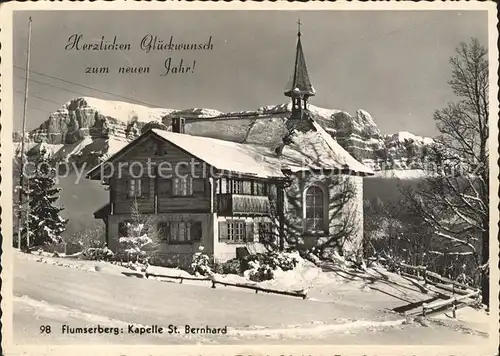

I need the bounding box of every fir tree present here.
[22,146,67,247]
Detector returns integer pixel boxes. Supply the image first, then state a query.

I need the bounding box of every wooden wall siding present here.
[110,135,211,215]
[157,196,210,212]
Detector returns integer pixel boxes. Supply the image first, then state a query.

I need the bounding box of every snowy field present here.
[12,251,491,346]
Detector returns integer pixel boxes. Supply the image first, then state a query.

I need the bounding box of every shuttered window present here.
[126,178,152,199]
[172,177,193,196]
[127,179,142,198]
[219,220,254,243]
[157,221,202,243]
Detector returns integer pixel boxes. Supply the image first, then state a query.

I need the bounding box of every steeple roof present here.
[284,25,316,98]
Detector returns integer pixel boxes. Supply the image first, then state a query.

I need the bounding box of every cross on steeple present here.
[284,20,316,99]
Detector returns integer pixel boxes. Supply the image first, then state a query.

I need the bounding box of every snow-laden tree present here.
[402,38,490,306]
[22,147,68,247]
[118,198,160,264]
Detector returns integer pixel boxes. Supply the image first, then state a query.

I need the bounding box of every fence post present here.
[422,267,427,284]
[422,303,427,317]
[452,298,457,319]
[211,280,216,289]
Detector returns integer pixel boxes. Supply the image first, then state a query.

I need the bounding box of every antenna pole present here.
[17,16,32,250]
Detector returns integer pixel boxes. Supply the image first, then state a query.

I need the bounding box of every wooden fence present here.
[393,261,481,317]
[422,290,480,317]
[396,262,478,294]
[210,279,307,299]
[144,272,307,299]
[145,272,211,284]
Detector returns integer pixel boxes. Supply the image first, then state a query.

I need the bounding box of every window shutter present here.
[157,222,170,242]
[125,179,131,199]
[219,221,229,242]
[192,178,205,196]
[159,178,172,197]
[142,178,150,198]
[187,177,193,195]
[172,178,178,196]
[118,222,128,237]
[191,221,202,241]
[245,222,255,243]
[204,179,211,197]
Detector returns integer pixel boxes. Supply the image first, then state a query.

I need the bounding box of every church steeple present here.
[284,20,316,131]
[276,21,317,156]
[284,20,316,101]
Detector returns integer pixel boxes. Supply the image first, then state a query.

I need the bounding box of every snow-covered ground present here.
[11,251,492,347]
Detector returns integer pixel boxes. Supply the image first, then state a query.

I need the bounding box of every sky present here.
[13,10,488,137]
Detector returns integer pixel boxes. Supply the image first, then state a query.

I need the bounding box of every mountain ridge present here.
[13,96,436,174]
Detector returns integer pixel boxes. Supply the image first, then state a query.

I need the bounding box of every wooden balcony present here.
[216,194,271,216]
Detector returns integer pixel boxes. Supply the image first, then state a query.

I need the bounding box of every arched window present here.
[305,185,326,232]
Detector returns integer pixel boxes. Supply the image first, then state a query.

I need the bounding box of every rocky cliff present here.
[13,97,435,173]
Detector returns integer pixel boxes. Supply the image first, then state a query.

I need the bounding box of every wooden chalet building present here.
[86,27,374,266]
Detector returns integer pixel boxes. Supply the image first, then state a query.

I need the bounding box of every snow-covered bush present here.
[246,260,275,282]
[242,251,299,272]
[82,245,114,261]
[271,251,299,271]
[221,258,241,275]
[212,261,224,275]
[240,251,300,281]
[190,246,212,276]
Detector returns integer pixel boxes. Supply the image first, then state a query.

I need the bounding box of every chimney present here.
[172,117,186,134]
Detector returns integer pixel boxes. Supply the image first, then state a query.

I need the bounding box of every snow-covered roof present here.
[87,117,374,181]
[279,120,375,175]
[86,129,286,180]
[151,129,285,178]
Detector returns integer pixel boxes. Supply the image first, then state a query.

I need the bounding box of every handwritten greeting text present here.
[65,34,215,76]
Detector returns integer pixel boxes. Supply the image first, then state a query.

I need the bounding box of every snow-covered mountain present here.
[12,97,437,237]
[13,96,435,174]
